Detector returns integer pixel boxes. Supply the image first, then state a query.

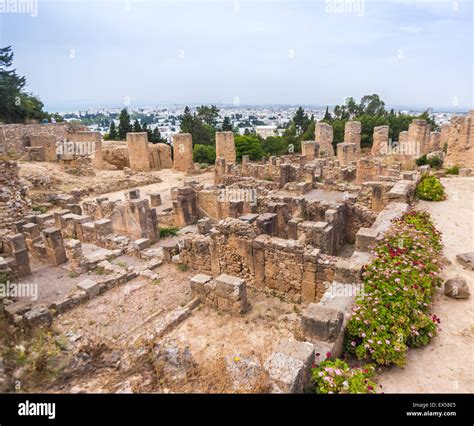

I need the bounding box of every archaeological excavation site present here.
[1,113,473,395]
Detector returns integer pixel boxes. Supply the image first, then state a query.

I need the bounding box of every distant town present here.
[56,105,461,143]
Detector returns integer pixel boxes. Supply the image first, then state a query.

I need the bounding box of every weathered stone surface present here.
[456,252,474,270]
[301,303,343,342]
[444,277,470,299]
[77,278,101,298]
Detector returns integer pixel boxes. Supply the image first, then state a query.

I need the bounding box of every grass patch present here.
[176,264,188,272]
[445,165,459,175]
[159,226,180,238]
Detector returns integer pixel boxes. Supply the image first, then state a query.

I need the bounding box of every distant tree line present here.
[0,46,61,124]
[183,96,438,165]
[105,108,167,144]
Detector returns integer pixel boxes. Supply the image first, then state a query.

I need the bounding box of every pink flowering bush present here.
[311,359,377,394]
[345,210,443,367]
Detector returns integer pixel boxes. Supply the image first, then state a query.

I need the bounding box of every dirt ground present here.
[378,177,474,393]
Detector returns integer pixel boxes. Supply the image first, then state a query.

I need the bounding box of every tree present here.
[235,135,264,162]
[322,106,332,122]
[150,127,166,144]
[196,105,219,127]
[109,121,118,140]
[292,107,311,135]
[179,106,214,146]
[221,116,233,131]
[193,144,216,164]
[0,46,47,123]
[359,94,385,116]
[118,108,132,139]
[132,119,142,133]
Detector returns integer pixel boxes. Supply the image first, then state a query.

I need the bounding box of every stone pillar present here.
[9,234,31,278]
[172,133,194,172]
[241,155,249,175]
[429,132,441,152]
[372,125,389,156]
[444,111,474,168]
[302,141,319,160]
[355,158,377,185]
[214,157,226,184]
[127,132,151,172]
[344,121,362,152]
[215,131,236,164]
[42,227,67,266]
[173,187,198,226]
[407,119,430,157]
[315,122,334,157]
[336,142,357,165]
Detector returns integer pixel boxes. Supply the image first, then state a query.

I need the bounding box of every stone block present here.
[134,238,151,251]
[77,278,101,298]
[355,227,379,252]
[302,303,343,342]
[149,192,162,207]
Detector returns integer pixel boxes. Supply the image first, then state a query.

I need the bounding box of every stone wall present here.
[315,122,334,157]
[0,123,88,156]
[0,161,31,233]
[371,125,389,156]
[173,133,194,172]
[215,131,236,163]
[444,111,474,168]
[344,121,361,151]
[127,132,151,172]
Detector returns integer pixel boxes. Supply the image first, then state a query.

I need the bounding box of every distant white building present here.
[255,125,280,138]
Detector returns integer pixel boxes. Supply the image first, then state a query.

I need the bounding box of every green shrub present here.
[193,144,216,164]
[159,226,179,238]
[311,359,377,394]
[415,154,428,166]
[345,211,443,367]
[427,155,442,169]
[415,175,446,201]
[445,165,459,175]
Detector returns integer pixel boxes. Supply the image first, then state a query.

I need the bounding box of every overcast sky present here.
[0,0,472,111]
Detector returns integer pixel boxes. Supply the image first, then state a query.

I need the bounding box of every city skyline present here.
[1,0,472,111]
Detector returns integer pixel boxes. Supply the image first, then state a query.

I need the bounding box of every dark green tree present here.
[221,116,233,131]
[118,108,132,139]
[109,121,118,140]
[132,119,142,132]
[196,105,219,127]
[0,46,47,123]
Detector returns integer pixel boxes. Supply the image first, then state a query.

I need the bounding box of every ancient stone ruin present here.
[0,112,472,394]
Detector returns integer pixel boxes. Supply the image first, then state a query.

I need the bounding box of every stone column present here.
[127,132,151,172]
[215,132,236,163]
[429,132,441,152]
[371,125,389,156]
[315,123,334,157]
[444,111,474,168]
[336,142,357,165]
[302,141,319,160]
[344,121,362,152]
[9,234,31,277]
[42,227,67,266]
[407,119,430,157]
[172,133,194,172]
[241,155,249,175]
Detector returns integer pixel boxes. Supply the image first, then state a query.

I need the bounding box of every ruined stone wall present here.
[179,218,331,304]
[68,131,103,169]
[215,132,236,163]
[149,143,173,169]
[315,122,334,156]
[343,204,377,244]
[102,144,130,169]
[127,132,150,172]
[0,161,31,233]
[407,119,430,157]
[173,133,194,172]
[344,121,361,151]
[371,126,389,156]
[0,123,88,156]
[444,111,474,168]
